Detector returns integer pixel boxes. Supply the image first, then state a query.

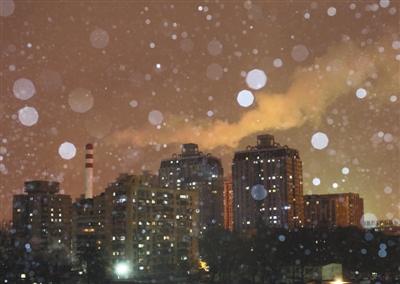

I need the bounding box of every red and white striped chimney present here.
[85,143,94,199]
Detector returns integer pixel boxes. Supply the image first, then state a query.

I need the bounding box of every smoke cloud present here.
[109,39,399,150]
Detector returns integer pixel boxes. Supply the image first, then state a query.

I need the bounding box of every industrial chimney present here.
[85,143,94,199]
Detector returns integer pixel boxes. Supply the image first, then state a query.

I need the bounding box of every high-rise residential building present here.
[12,180,72,251]
[232,134,304,232]
[223,177,233,231]
[72,143,106,262]
[159,143,224,232]
[72,194,106,261]
[103,173,199,279]
[304,193,364,228]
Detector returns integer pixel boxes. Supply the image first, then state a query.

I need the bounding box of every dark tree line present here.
[200,226,400,283]
[1,226,399,283]
[0,228,108,284]
[0,230,74,283]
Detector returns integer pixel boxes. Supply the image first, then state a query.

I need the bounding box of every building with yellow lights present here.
[103,173,199,278]
[232,134,304,232]
[304,193,364,228]
[12,180,72,252]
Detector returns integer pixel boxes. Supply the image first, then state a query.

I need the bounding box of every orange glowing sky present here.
[1,0,399,221]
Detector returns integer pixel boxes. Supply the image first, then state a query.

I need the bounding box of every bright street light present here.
[330,278,348,284]
[114,261,131,279]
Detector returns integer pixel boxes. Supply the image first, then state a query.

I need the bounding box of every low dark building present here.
[12,180,72,252]
[304,193,364,228]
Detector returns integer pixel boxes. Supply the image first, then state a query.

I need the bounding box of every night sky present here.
[1,0,399,222]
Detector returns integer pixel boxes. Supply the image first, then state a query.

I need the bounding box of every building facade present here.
[223,177,233,231]
[304,193,364,228]
[159,143,224,232]
[232,134,304,232]
[103,174,199,279]
[374,219,400,236]
[12,180,72,252]
[72,194,106,262]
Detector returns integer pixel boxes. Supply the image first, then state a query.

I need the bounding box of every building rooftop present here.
[24,180,60,194]
[181,143,200,156]
[304,193,362,198]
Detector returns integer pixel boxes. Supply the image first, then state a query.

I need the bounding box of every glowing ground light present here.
[237,90,254,107]
[199,260,210,272]
[312,177,321,186]
[58,142,77,160]
[356,88,367,99]
[18,106,39,127]
[114,261,131,279]
[311,132,329,150]
[245,69,267,90]
[250,184,267,201]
